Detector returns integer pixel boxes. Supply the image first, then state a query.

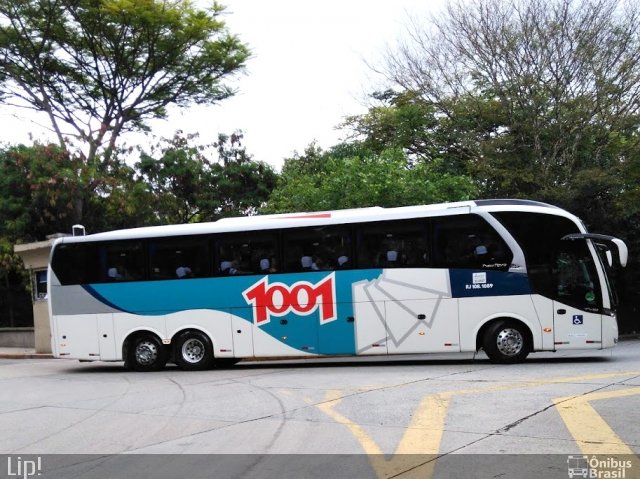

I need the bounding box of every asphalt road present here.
[1,340,639,478]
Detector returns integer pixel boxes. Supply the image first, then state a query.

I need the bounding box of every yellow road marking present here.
[317,390,440,478]
[395,393,450,454]
[312,371,640,478]
[555,387,640,456]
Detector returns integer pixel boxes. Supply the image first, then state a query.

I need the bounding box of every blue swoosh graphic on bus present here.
[83,270,382,355]
[81,269,530,355]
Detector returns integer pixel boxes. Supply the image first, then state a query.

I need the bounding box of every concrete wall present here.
[0,328,35,348]
[33,302,52,353]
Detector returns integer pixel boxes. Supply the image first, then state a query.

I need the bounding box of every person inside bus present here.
[260,258,270,272]
[259,258,277,273]
[385,249,399,267]
[220,260,239,275]
[311,256,326,270]
[175,265,193,278]
[300,255,313,270]
[107,259,131,280]
[337,255,349,269]
[107,267,123,280]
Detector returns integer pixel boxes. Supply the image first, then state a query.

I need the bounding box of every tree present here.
[136,131,277,224]
[381,0,640,196]
[264,143,478,213]
[0,144,91,240]
[0,142,139,327]
[0,0,249,165]
[370,0,640,333]
[342,89,506,179]
[342,90,441,162]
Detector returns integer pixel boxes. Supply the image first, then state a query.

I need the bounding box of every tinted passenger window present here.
[357,220,429,269]
[492,212,581,296]
[283,226,352,272]
[217,234,277,275]
[433,215,512,270]
[149,237,209,279]
[51,242,99,285]
[491,212,579,265]
[98,241,145,282]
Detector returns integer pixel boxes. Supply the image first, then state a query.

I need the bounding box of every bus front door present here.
[552,242,603,349]
[553,302,602,349]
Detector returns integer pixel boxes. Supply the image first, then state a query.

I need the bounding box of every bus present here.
[48,199,628,371]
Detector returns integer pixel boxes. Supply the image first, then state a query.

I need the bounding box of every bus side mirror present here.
[612,238,628,267]
[561,233,628,268]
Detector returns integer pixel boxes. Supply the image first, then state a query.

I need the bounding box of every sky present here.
[0,0,439,171]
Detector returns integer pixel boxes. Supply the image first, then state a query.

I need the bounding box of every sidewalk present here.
[0,347,54,359]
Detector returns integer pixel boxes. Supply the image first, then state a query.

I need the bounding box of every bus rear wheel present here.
[483,320,530,364]
[128,333,168,372]
[174,331,214,371]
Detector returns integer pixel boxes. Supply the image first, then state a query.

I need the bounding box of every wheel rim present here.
[135,339,158,365]
[182,338,206,364]
[495,328,524,357]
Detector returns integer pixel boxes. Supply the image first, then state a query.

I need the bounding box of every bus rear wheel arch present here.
[173,330,214,371]
[480,319,532,364]
[125,332,169,372]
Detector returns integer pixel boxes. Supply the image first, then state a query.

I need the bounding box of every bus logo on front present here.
[242,273,337,326]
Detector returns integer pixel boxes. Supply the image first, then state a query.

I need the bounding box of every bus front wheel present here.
[483,320,530,364]
[128,333,168,372]
[174,331,214,371]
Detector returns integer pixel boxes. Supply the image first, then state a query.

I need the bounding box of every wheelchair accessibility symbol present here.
[573,315,584,325]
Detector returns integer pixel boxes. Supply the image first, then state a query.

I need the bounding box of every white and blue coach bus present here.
[48,200,628,371]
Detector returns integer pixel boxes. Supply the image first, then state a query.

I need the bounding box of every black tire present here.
[174,331,214,371]
[128,333,168,372]
[483,320,530,364]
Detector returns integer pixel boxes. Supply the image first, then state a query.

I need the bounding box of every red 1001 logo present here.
[242,273,337,325]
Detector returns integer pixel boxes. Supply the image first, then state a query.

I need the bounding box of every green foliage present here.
[377,0,640,198]
[342,90,440,162]
[0,0,249,163]
[264,144,478,213]
[136,131,277,224]
[0,144,88,240]
[0,133,278,327]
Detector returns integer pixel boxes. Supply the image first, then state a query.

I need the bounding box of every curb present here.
[0,352,54,360]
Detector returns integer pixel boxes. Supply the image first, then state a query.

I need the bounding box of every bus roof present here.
[56,199,571,243]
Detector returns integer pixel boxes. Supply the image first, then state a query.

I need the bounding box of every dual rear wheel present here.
[126,330,215,371]
[127,334,168,372]
[173,330,214,371]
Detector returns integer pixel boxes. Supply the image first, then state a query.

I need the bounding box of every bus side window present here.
[433,215,512,270]
[100,241,145,282]
[149,237,208,280]
[216,234,278,276]
[356,220,429,269]
[51,242,100,285]
[282,226,351,273]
